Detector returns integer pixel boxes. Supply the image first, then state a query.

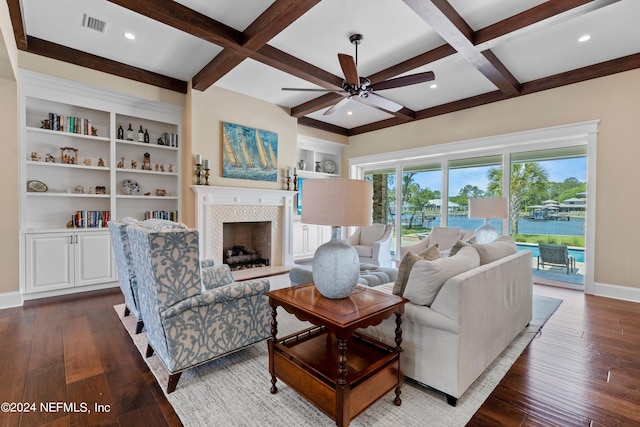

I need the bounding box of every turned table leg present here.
[269,305,278,394]
[394,312,403,406]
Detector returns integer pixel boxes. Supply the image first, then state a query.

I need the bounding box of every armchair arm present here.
[161,278,270,319]
[200,259,215,268]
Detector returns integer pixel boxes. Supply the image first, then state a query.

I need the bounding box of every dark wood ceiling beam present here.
[193,0,320,90]
[347,116,415,136]
[107,0,241,48]
[25,37,187,93]
[254,45,344,90]
[520,52,640,95]
[403,0,520,96]
[291,93,344,117]
[297,117,349,136]
[475,0,622,49]
[6,0,27,50]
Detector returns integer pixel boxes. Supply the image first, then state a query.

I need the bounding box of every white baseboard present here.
[590,281,640,303]
[0,291,23,309]
[21,282,119,302]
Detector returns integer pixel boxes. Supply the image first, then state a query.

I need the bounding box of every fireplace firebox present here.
[222,221,271,270]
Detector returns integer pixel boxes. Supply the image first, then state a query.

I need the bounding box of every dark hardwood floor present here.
[1,282,638,426]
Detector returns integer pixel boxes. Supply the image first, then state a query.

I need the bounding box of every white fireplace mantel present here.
[191,185,296,266]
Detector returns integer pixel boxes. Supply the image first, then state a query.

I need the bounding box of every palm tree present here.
[487,163,548,235]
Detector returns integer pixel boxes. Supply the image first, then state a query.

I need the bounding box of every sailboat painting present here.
[222,122,278,182]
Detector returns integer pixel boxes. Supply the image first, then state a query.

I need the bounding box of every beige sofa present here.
[400,227,475,258]
[361,237,533,406]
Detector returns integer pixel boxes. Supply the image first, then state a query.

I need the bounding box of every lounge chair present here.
[537,243,576,274]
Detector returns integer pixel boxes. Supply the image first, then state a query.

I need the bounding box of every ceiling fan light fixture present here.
[430,84,438,89]
[578,34,591,43]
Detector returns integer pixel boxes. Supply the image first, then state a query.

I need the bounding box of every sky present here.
[412,157,587,196]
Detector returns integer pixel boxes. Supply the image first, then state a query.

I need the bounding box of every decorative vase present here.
[312,226,360,299]
[298,159,306,170]
[315,161,321,172]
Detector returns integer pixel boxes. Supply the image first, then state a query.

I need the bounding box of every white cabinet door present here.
[292,222,308,259]
[75,231,116,286]
[306,224,319,255]
[25,233,74,293]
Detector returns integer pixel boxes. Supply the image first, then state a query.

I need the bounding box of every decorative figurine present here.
[45,153,55,163]
[168,164,174,173]
[95,186,106,194]
[117,157,125,168]
[83,158,92,166]
[31,152,41,161]
[298,159,306,170]
[155,164,159,171]
[61,147,78,164]
[97,158,105,167]
[131,160,137,169]
[142,152,151,170]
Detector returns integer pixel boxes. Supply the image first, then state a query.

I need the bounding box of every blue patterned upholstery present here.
[108,218,143,332]
[109,218,216,334]
[126,224,271,393]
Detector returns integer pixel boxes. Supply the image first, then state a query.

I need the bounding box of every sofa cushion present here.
[359,225,386,245]
[472,235,517,265]
[392,245,440,296]
[448,236,477,256]
[429,227,461,251]
[403,245,480,306]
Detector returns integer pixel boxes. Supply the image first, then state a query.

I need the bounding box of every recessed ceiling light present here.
[578,34,591,43]
[123,32,136,40]
[430,84,438,89]
[347,111,353,115]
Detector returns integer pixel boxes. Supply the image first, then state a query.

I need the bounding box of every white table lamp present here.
[302,179,372,298]
[468,197,508,244]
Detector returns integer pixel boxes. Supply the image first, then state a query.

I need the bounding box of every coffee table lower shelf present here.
[269,325,401,426]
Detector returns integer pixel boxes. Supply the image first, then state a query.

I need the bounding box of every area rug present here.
[115,288,561,427]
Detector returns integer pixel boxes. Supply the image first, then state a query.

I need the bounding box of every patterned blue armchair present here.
[126,224,271,393]
[109,218,145,333]
[109,218,216,334]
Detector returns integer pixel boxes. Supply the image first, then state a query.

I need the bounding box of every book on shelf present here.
[47,113,93,135]
[72,210,110,228]
[144,210,179,221]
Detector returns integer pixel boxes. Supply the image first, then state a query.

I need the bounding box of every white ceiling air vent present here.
[82,14,108,34]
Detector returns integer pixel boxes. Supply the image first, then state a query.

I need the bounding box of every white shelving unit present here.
[293,136,344,260]
[19,70,183,298]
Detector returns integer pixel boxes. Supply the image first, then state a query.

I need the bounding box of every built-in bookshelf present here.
[19,70,183,297]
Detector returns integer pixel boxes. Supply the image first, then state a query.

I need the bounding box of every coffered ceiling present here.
[7,0,640,136]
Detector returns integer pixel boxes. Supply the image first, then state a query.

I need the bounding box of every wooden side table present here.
[267,283,408,427]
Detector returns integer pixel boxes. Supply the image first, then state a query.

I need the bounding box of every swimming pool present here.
[516,243,584,263]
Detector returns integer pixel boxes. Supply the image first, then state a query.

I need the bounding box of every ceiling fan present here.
[282,34,435,115]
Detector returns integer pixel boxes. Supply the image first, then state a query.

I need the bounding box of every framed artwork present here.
[222,122,278,182]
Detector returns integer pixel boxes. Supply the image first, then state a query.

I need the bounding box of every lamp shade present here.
[468,197,508,219]
[302,179,373,226]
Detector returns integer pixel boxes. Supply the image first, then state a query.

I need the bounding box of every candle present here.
[204,159,210,169]
[293,167,297,175]
[195,154,202,165]
[286,168,291,177]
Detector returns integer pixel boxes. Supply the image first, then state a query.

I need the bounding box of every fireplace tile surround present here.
[191,186,295,266]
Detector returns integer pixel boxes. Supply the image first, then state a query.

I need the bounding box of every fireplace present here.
[192,186,295,267]
[223,221,271,270]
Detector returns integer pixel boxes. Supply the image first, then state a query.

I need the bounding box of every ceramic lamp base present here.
[312,226,360,299]
[474,218,500,244]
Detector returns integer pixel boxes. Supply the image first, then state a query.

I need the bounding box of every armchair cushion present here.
[359,224,387,245]
[201,264,235,290]
[403,245,480,306]
[429,226,461,251]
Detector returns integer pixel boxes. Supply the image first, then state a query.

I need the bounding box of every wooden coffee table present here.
[267,283,408,427]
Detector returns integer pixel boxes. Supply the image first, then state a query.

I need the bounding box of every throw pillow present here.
[449,239,470,257]
[392,245,441,296]
[428,227,461,251]
[418,244,441,260]
[403,245,480,306]
[472,235,517,265]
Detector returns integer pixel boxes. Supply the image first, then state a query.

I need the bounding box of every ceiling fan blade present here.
[359,92,403,112]
[282,88,344,92]
[370,71,435,91]
[338,53,359,86]
[323,97,351,116]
